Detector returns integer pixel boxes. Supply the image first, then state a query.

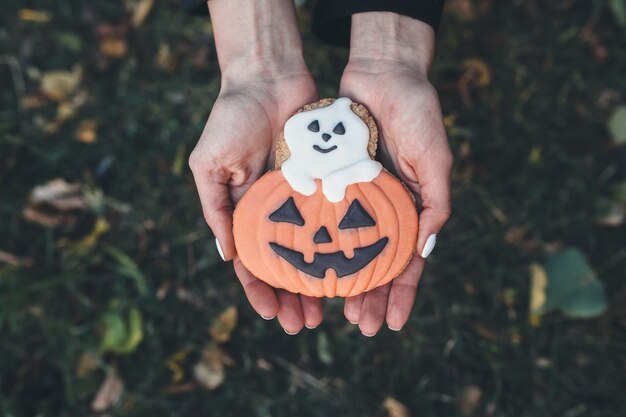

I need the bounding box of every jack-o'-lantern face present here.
[233,170,418,298]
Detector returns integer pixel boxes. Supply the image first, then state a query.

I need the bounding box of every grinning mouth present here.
[269,237,388,278]
[313,144,338,154]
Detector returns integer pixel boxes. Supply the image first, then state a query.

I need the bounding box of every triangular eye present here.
[333,122,345,135]
[269,197,304,226]
[308,120,320,132]
[338,200,375,229]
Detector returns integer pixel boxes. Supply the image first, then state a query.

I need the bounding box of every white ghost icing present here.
[281,97,383,202]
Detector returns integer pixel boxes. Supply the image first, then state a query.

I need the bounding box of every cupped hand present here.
[339,21,453,335]
[188,69,323,334]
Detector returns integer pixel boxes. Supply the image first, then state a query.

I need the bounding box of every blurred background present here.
[1,0,625,416]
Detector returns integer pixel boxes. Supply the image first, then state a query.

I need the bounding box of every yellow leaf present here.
[76,119,98,144]
[167,349,191,383]
[529,263,548,326]
[40,66,82,102]
[209,305,238,343]
[19,9,51,23]
[383,397,411,417]
[100,37,128,58]
[462,58,492,87]
[131,0,154,27]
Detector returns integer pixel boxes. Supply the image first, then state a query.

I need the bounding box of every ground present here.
[1,0,625,416]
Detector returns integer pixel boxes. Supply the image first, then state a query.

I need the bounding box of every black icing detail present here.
[333,122,345,135]
[338,200,375,229]
[313,226,332,244]
[269,237,388,278]
[322,133,331,141]
[308,120,320,132]
[268,197,304,226]
[313,144,337,154]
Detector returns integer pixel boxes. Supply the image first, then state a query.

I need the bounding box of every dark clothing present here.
[181,0,445,47]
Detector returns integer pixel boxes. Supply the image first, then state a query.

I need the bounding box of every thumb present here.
[189,165,236,261]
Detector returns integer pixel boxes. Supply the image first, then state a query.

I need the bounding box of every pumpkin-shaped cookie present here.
[233,98,418,298]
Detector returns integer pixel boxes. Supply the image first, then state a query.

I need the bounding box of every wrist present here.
[209,0,307,84]
[348,12,435,77]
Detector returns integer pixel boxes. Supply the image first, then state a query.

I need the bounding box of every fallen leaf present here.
[161,382,196,394]
[594,198,625,227]
[76,352,99,378]
[529,263,548,326]
[167,348,192,383]
[193,343,234,390]
[91,372,124,412]
[209,305,238,343]
[0,250,34,267]
[99,307,144,355]
[457,385,482,415]
[100,37,128,58]
[76,119,98,143]
[40,66,82,101]
[462,58,492,87]
[18,9,52,23]
[383,397,411,417]
[29,178,87,210]
[607,105,626,145]
[131,0,154,27]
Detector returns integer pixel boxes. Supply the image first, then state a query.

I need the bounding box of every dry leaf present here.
[529,263,548,326]
[0,250,34,267]
[209,305,238,343]
[445,0,492,21]
[100,37,128,58]
[76,119,98,143]
[19,9,52,23]
[383,397,411,417]
[40,66,82,101]
[131,0,154,27]
[457,385,482,415]
[167,348,191,383]
[462,58,492,87]
[76,352,99,378]
[155,43,178,73]
[91,372,124,412]
[193,343,234,390]
[23,178,89,227]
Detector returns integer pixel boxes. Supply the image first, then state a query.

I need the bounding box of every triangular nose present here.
[322,133,331,142]
[313,226,332,244]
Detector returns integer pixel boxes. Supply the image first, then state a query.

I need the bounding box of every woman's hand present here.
[339,12,453,336]
[188,0,323,334]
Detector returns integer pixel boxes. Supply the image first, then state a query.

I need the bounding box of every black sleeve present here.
[312,0,445,47]
[180,0,445,48]
[181,0,207,15]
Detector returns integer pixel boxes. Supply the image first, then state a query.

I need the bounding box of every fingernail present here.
[388,326,402,332]
[260,314,275,320]
[304,324,317,329]
[361,331,377,337]
[420,234,437,258]
[284,329,299,335]
[349,320,358,325]
[215,237,226,261]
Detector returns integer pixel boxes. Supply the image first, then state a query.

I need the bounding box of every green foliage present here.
[100,306,144,354]
[607,105,626,145]
[544,249,608,318]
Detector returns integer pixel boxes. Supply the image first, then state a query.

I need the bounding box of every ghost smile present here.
[269,237,388,278]
[313,144,338,154]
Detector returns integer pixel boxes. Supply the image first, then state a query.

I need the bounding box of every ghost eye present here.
[269,197,304,226]
[338,200,375,229]
[308,120,320,133]
[333,122,345,135]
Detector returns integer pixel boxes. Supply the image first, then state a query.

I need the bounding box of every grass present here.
[1,0,625,416]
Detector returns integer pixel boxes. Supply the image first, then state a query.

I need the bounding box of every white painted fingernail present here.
[421,234,437,258]
[388,326,402,332]
[284,329,299,335]
[361,331,377,337]
[349,320,358,325]
[260,315,275,320]
[304,324,317,329]
[215,237,225,261]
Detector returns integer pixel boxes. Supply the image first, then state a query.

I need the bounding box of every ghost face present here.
[283,98,371,177]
